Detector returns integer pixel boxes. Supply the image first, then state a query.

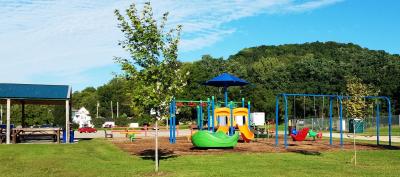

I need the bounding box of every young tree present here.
[114,2,185,118]
[114,2,186,172]
[343,76,378,166]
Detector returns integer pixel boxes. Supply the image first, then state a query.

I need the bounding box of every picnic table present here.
[12,128,61,144]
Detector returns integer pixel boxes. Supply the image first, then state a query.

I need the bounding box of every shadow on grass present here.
[138,149,177,161]
[358,143,400,150]
[288,149,322,155]
[189,146,235,150]
[76,138,93,141]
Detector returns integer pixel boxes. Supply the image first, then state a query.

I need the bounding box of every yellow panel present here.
[214,107,231,129]
[233,108,249,126]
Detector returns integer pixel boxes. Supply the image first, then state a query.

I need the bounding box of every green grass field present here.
[1,139,400,177]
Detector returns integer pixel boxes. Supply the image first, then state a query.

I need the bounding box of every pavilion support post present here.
[6,99,11,144]
[21,102,25,128]
[65,100,70,144]
[1,105,3,124]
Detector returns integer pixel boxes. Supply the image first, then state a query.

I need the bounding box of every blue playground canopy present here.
[204,72,249,87]
[204,73,249,106]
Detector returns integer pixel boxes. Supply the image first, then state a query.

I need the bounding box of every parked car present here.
[102,121,115,128]
[78,127,97,133]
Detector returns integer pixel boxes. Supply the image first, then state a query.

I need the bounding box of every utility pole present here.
[96,102,99,119]
[117,101,119,118]
[111,101,114,120]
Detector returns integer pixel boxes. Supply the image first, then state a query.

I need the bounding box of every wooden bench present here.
[12,128,61,144]
[104,130,113,138]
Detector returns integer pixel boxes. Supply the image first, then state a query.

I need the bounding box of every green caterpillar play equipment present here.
[191,131,239,148]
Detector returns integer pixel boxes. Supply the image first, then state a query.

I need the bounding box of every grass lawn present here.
[1,139,400,177]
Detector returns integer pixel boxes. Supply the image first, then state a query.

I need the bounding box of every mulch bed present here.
[111,136,398,158]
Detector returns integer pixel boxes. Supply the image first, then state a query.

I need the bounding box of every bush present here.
[115,113,129,126]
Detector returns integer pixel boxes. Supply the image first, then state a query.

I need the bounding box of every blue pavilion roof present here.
[0,83,71,100]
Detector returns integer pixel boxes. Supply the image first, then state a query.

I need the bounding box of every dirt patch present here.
[111,136,398,157]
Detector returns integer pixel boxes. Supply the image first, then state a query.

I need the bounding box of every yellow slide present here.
[238,125,254,142]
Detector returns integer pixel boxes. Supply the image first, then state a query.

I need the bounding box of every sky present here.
[0,0,399,91]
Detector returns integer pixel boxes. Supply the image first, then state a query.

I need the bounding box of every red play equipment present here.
[290,127,310,141]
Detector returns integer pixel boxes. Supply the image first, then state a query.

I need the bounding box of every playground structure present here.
[169,73,255,148]
[169,97,254,147]
[275,93,393,149]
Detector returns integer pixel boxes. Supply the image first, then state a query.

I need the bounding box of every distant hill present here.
[180,41,400,117]
[74,41,400,122]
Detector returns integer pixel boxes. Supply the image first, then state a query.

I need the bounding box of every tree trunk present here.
[155,120,159,172]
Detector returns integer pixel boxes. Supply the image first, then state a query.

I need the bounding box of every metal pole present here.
[230,101,233,136]
[96,102,99,119]
[224,86,228,107]
[242,98,245,108]
[284,95,288,149]
[207,98,211,131]
[200,100,203,130]
[339,97,343,148]
[196,106,200,130]
[172,99,176,143]
[111,101,114,120]
[248,101,251,129]
[275,96,279,147]
[329,97,333,145]
[376,103,380,145]
[117,101,119,118]
[6,99,11,144]
[212,96,215,132]
[387,98,392,146]
[65,100,70,144]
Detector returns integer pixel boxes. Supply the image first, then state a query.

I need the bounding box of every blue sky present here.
[0,0,399,91]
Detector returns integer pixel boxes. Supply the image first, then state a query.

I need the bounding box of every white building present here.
[72,107,94,128]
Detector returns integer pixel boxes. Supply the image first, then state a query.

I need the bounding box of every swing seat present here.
[308,130,323,140]
[291,129,298,135]
[317,132,322,139]
[291,128,309,141]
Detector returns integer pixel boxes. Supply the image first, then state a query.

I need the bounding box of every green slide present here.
[191,130,239,148]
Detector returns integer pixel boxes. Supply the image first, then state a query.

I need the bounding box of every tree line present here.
[71,41,400,126]
[2,41,398,127]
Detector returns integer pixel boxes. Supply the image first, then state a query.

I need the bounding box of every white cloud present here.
[0,0,342,89]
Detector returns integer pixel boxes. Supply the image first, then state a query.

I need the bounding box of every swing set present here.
[275,93,393,149]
